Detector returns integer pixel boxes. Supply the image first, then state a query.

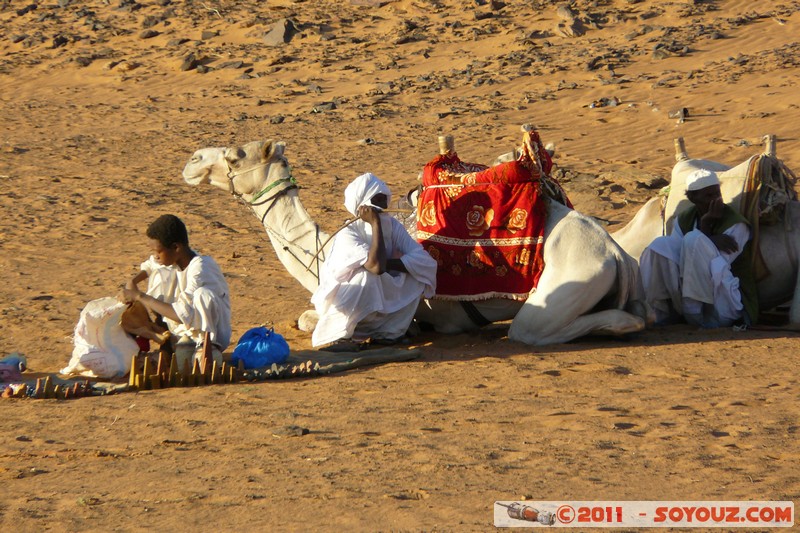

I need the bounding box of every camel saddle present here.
[416,129,572,301]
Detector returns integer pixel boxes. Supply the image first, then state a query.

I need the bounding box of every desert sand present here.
[1,0,799,530]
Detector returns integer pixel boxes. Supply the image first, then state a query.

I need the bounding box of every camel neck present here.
[248,188,332,294]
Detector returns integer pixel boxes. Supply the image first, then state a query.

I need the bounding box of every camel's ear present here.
[262,139,285,161]
[261,140,273,160]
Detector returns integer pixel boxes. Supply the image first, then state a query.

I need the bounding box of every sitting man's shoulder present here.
[721,204,751,227]
[188,254,224,273]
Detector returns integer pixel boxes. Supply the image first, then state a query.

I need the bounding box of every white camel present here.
[182,139,651,345]
[610,136,800,325]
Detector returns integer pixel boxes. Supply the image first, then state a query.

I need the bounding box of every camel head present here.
[182,146,226,187]
[182,140,290,197]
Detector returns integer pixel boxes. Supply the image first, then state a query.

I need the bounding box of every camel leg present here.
[414,300,475,334]
[298,309,319,332]
[508,259,645,345]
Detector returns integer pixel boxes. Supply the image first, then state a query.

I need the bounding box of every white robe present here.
[640,221,749,327]
[311,172,438,348]
[311,215,437,346]
[141,254,232,351]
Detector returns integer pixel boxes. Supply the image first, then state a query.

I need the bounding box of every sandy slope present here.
[1,0,799,530]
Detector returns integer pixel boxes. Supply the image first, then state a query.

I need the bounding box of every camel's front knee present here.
[298,309,319,332]
[592,311,646,336]
[626,299,655,327]
[507,308,571,346]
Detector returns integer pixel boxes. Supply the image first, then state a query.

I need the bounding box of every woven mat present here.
[2,347,422,398]
[284,347,421,374]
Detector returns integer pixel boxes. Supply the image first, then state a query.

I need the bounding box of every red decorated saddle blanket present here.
[416,131,569,301]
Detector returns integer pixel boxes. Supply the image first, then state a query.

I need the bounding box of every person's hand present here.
[700,197,724,224]
[709,234,739,254]
[357,205,381,225]
[699,197,725,234]
[708,196,724,218]
[358,205,387,274]
[118,287,142,305]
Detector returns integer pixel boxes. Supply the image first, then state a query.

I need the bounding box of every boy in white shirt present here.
[119,214,231,364]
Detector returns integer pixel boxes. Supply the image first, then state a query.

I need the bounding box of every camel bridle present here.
[221,154,326,282]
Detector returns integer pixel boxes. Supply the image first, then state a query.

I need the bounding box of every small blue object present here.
[0,352,27,372]
[230,327,290,369]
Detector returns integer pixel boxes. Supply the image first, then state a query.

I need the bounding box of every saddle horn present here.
[674,137,689,162]
[438,134,455,155]
[764,134,776,157]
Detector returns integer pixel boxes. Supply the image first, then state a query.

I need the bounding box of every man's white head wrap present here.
[344,173,392,216]
[685,169,720,192]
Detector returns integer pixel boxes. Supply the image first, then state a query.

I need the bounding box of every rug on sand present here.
[1,347,421,399]
[241,347,422,381]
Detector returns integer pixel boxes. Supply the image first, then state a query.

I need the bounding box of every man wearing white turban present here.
[640,169,758,327]
[311,173,437,348]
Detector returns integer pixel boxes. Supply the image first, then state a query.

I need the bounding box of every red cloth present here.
[135,336,150,353]
[417,131,569,301]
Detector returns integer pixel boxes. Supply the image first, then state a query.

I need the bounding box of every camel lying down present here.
[182,137,651,345]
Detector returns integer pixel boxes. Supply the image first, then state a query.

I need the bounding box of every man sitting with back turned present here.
[119,214,232,364]
[640,169,758,327]
[311,173,437,349]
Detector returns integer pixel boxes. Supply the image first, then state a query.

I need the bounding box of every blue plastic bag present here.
[230,327,290,369]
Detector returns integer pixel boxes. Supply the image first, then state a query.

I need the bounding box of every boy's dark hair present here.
[147,214,189,248]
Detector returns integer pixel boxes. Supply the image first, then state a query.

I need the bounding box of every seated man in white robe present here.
[312,173,437,349]
[640,169,758,328]
[120,214,232,365]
